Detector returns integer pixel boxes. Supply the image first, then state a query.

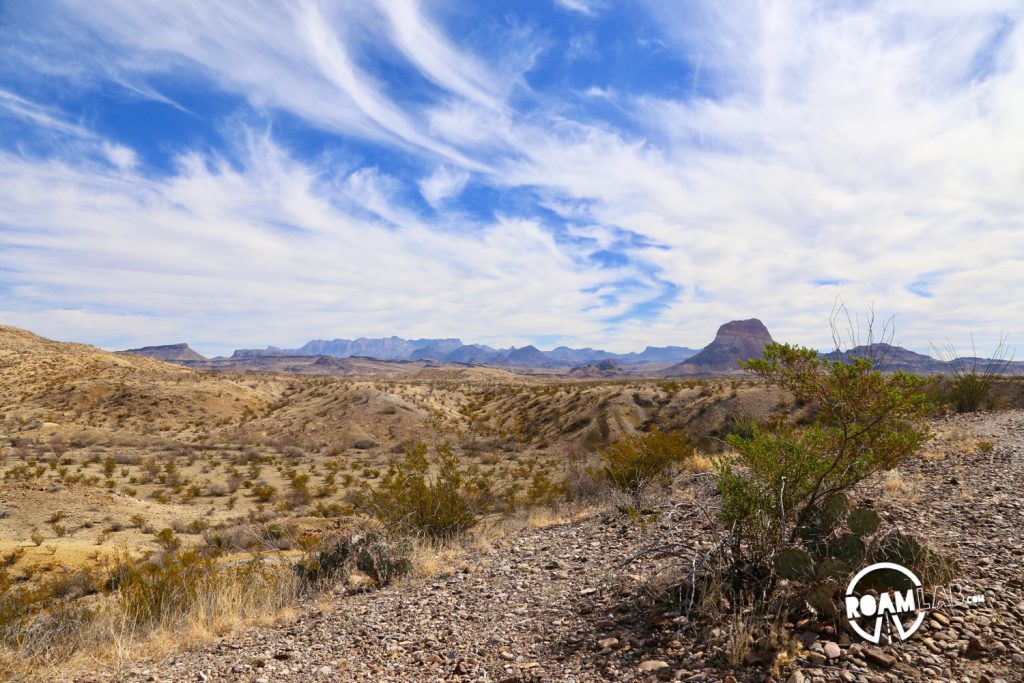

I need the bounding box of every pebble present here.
[638,659,669,672]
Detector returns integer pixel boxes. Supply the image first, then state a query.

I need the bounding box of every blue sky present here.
[1,1,1022,357]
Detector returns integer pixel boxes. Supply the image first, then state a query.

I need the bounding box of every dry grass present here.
[409,542,464,578]
[688,451,716,473]
[882,468,906,495]
[0,552,304,682]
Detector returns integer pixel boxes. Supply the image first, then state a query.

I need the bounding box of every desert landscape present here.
[2,319,1024,682]
[3,2,1023,682]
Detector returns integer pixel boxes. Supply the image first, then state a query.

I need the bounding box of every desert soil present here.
[80,411,1024,683]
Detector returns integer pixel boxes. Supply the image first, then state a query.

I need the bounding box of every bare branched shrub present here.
[931,333,1013,412]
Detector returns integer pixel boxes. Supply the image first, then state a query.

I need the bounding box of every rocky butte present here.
[663,318,774,376]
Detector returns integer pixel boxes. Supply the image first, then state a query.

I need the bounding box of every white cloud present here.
[555,0,595,16]
[418,166,470,208]
[0,88,95,138]
[102,142,137,170]
[35,0,485,169]
[377,0,503,109]
[0,132,652,355]
[1,1,1023,355]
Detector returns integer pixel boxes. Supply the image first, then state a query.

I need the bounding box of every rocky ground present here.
[81,411,1024,683]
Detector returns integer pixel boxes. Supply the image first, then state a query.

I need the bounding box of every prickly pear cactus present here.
[821,493,849,527]
[829,533,866,565]
[774,547,815,581]
[808,579,841,617]
[771,499,952,624]
[814,558,847,581]
[848,507,880,536]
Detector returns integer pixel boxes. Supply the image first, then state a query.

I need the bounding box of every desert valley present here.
[2,2,1023,682]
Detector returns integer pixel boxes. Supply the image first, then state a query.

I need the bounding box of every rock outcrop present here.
[663,319,773,375]
[567,359,625,378]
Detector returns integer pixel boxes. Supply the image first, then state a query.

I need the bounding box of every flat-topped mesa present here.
[118,343,207,362]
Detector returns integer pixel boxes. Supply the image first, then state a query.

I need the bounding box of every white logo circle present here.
[844,562,926,643]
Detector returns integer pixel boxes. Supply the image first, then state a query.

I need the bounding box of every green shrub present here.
[252,483,276,503]
[718,343,932,559]
[940,373,994,413]
[153,528,181,554]
[521,467,566,508]
[601,428,693,498]
[359,443,495,541]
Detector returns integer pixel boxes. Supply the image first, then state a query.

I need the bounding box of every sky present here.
[0,1,1022,357]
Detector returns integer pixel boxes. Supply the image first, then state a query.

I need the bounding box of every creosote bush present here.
[708,341,956,631]
[718,343,932,560]
[358,443,499,541]
[601,427,694,499]
[639,337,957,664]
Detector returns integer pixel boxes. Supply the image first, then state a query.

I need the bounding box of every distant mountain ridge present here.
[822,343,1024,375]
[118,324,1024,377]
[292,336,463,360]
[227,337,699,369]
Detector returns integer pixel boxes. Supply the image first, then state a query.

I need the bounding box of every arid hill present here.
[0,324,782,455]
[567,359,627,378]
[4,323,1024,683]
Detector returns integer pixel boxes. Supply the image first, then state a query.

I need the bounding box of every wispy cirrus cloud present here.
[0,0,1022,355]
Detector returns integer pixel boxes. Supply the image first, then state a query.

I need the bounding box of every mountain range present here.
[821,343,1022,375]
[222,337,701,369]
[118,319,1024,377]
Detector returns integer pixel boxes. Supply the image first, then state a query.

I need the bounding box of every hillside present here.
[3,323,1024,682]
[0,323,790,460]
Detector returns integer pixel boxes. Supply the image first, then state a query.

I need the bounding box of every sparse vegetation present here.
[718,343,932,555]
[932,334,1013,412]
[358,443,499,541]
[691,340,956,659]
[4,321,1016,680]
[600,427,694,501]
